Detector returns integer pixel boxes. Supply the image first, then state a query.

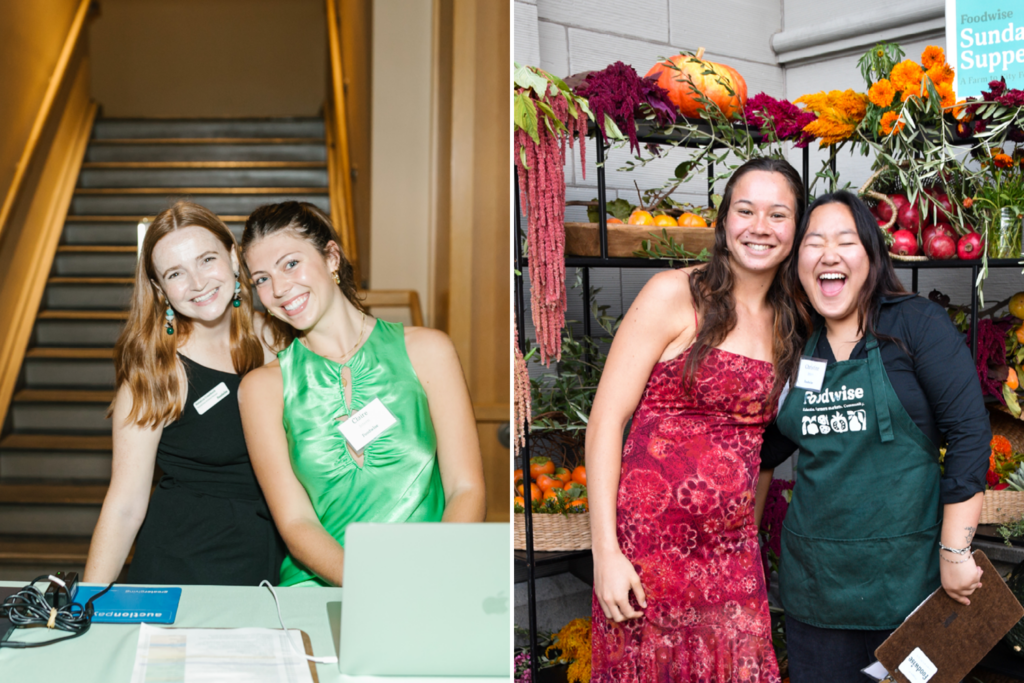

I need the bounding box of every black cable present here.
[0,576,115,648]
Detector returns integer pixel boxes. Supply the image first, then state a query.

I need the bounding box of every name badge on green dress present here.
[337,397,398,451]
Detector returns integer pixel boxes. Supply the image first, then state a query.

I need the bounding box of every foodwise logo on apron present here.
[800,385,868,436]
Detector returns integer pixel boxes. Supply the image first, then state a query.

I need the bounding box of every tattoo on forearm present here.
[964,526,976,545]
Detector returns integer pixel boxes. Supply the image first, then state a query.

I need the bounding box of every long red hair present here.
[111,201,264,426]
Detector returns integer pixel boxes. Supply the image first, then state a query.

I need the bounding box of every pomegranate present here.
[877,194,908,223]
[890,229,919,256]
[957,231,983,260]
[924,233,956,260]
[921,222,956,247]
[897,200,922,234]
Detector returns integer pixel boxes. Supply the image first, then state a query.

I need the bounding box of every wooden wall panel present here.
[445,0,510,522]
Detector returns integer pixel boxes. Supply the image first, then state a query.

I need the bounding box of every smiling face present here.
[245,230,341,331]
[721,170,798,275]
[798,202,870,329]
[150,225,238,324]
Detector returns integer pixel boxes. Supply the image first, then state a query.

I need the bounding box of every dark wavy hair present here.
[787,190,908,374]
[685,157,805,402]
[241,201,366,349]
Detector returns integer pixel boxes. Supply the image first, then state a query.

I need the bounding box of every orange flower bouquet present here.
[858,43,956,142]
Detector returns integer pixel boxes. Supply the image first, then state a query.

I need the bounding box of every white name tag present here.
[337,398,397,451]
[794,356,828,392]
[898,647,937,683]
[193,382,230,415]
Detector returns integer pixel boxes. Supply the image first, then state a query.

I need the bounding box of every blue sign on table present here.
[74,585,181,624]
[947,0,1024,98]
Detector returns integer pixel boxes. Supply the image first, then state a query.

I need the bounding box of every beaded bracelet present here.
[940,553,971,564]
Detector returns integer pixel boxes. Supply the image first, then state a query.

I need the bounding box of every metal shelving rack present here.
[513,122,1022,681]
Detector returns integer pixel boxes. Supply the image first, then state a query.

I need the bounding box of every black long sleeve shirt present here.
[760,294,991,505]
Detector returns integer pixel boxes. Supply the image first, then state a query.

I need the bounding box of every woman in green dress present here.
[237,201,486,587]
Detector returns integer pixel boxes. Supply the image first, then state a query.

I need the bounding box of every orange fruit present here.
[1008,367,1019,391]
[677,212,708,227]
[536,474,560,493]
[567,498,589,511]
[607,217,623,224]
[628,210,655,225]
[516,481,542,501]
[653,214,677,227]
[553,467,572,484]
[514,496,525,509]
[1016,326,1024,345]
[1012,292,1024,320]
[572,466,587,486]
[543,489,560,501]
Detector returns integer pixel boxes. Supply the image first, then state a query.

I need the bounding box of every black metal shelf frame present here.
[513,124,1022,680]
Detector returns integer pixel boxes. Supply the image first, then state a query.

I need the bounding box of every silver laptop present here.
[337,523,510,677]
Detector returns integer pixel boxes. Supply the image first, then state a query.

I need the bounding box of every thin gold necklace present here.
[303,313,368,384]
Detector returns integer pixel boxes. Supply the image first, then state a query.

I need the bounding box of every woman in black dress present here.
[84,201,285,585]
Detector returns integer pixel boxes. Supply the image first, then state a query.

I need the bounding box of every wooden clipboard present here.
[874,550,1024,683]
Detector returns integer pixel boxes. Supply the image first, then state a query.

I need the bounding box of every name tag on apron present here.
[194,382,230,415]
[337,398,397,451]
[795,356,828,392]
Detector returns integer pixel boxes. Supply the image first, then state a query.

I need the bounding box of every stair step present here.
[57,245,137,253]
[0,481,107,505]
[78,167,329,188]
[0,450,112,480]
[37,310,128,320]
[93,137,324,145]
[82,161,326,168]
[0,535,94,564]
[22,359,115,389]
[11,403,111,433]
[26,348,115,359]
[75,187,325,195]
[49,277,133,284]
[69,191,330,216]
[62,219,245,245]
[14,390,115,403]
[0,435,113,451]
[52,250,137,276]
[66,215,249,222]
[33,319,125,346]
[84,142,328,163]
[91,118,324,139]
[45,282,132,310]
[0,504,101,536]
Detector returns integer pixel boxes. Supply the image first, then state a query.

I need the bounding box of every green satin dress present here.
[277,319,445,586]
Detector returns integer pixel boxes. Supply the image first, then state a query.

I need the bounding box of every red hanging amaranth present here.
[515,88,586,366]
[513,314,531,450]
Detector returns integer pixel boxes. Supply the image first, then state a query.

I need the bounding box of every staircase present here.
[0,118,329,580]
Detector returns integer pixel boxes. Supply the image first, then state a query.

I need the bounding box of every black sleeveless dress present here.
[126,355,286,585]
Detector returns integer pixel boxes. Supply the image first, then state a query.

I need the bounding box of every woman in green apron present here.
[756,191,990,682]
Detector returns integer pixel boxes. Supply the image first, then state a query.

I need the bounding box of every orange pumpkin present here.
[646,47,747,120]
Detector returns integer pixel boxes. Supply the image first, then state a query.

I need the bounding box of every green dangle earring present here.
[232,276,241,308]
[165,305,175,335]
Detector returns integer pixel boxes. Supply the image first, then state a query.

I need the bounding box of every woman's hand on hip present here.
[593,549,647,622]
[940,553,983,605]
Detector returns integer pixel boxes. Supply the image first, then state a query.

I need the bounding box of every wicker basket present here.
[981,407,1024,524]
[513,512,591,551]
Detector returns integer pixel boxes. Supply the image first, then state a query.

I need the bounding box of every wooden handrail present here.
[0,0,93,243]
[325,0,360,284]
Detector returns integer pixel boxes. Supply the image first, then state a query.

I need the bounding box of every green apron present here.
[776,327,941,630]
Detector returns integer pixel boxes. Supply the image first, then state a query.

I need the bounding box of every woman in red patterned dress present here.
[588,158,805,682]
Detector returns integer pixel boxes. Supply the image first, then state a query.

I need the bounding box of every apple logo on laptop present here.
[482,591,508,615]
